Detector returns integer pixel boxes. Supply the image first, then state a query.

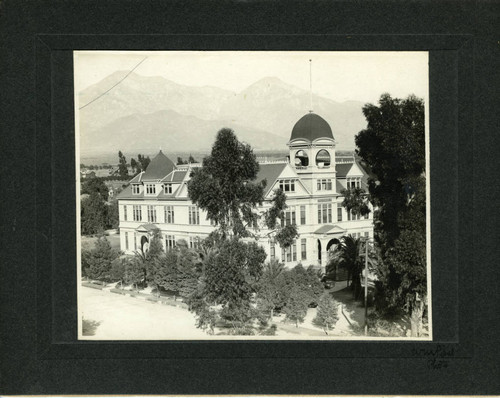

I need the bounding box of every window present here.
[283,242,297,262]
[270,240,275,261]
[364,232,369,238]
[145,184,156,195]
[132,184,140,195]
[337,204,343,222]
[133,205,142,221]
[125,232,129,250]
[364,212,369,220]
[317,179,333,191]
[300,205,306,225]
[164,184,172,194]
[123,205,128,221]
[318,203,332,224]
[189,206,200,225]
[278,179,295,192]
[281,208,296,227]
[134,233,137,250]
[189,236,201,249]
[165,235,176,250]
[164,205,174,223]
[301,238,307,260]
[347,178,361,189]
[315,149,331,167]
[147,205,156,223]
[347,210,361,221]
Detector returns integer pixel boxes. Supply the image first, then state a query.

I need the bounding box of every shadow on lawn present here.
[82,318,101,336]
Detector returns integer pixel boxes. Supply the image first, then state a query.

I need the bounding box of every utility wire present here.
[79,56,148,110]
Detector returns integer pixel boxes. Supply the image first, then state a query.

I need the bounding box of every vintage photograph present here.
[75,51,430,340]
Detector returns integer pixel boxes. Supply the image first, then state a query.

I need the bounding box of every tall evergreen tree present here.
[355,93,427,336]
[118,151,128,177]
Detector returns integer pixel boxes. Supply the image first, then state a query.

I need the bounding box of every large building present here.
[117,112,373,268]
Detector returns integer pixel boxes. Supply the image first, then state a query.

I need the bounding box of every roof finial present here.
[309,59,314,113]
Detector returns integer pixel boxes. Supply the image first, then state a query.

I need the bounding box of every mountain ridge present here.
[78,72,368,154]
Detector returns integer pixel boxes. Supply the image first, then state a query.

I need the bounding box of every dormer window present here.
[279,179,296,192]
[347,178,361,189]
[164,183,173,194]
[132,184,140,195]
[145,184,156,195]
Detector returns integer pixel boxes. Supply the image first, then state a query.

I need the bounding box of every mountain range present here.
[78,72,368,155]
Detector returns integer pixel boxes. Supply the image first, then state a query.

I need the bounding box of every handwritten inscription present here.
[412,345,455,370]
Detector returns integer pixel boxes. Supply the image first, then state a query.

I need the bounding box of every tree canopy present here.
[355,93,427,336]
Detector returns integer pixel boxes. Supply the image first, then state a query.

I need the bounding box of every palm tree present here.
[329,235,365,300]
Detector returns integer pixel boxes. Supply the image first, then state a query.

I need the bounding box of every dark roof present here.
[142,150,175,181]
[129,172,144,183]
[116,184,142,200]
[289,113,334,142]
[161,170,187,183]
[335,163,353,178]
[255,163,288,196]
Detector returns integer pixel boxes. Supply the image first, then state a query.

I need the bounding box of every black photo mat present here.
[1,1,498,395]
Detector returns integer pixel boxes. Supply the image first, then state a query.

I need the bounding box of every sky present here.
[74,51,428,104]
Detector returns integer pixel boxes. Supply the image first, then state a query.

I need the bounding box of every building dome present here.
[289,112,334,142]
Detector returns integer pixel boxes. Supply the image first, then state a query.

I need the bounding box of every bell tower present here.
[287,112,336,194]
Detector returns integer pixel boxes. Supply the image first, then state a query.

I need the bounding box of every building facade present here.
[117,112,373,268]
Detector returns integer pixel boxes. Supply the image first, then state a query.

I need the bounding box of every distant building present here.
[80,170,96,179]
[117,112,373,268]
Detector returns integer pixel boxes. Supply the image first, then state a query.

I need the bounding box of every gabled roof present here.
[314,225,347,235]
[255,163,288,196]
[142,150,176,181]
[136,223,159,233]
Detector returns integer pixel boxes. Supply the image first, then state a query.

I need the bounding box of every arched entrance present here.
[317,239,322,263]
[140,235,149,253]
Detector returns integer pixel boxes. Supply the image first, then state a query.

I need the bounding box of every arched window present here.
[294,150,309,167]
[315,149,331,167]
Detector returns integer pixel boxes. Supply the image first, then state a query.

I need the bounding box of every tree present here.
[328,235,365,300]
[176,245,201,299]
[340,186,371,217]
[83,237,120,283]
[355,93,427,336]
[256,260,286,320]
[188,154,197,163]
[124,256,144,291]
[313,292,339,334]
[196,237,265,332]
[81,192,108,235]
[118,151,128,177]
[152,250,179,299]
[282,285,309,327]
[81,177,109,201]
[177,157,186,165]
[187,128,265,239]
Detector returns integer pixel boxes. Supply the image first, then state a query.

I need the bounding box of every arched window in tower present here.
[315,149,331,167]
[294,150,309,168]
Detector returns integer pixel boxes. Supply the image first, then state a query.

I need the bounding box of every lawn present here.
[81,231,121,252]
